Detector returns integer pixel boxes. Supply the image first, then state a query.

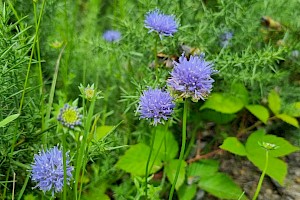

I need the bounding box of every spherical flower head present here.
[167,53,217,102]
[31,146,73,196]
[144,9,178,39]
[57,104,82,129]
[138,88,175,126]
[103,30,121,42]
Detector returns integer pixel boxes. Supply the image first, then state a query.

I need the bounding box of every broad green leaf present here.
[0,114,20,127]
[231,82,249,105]
[198,173,247,200]
[246,105,269,124]
[115,143,162,176]
[200,93,244,114]
[284,102,300,117]
[95,125,114,140]
[276,114,299,128]
[246,154,287,186]
[177,184,197,200]
[245,129,297,185]
[82,183,110,200]
[268,90,281,114]
[187,159,219,178]
[153,126,178,161]
[245,129,299,158]
[165,159,187,190]
[220,137,247,156]
[199,109,236,124]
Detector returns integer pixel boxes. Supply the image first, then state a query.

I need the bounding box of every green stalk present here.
[145,128,156,199]
[154,36,159,79]
[252,150,269,200]
[62,129,67,200]
[169,99,188,200]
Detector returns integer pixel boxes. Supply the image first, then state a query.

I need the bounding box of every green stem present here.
[252,150,269,200]
[62,129,67,200]
[145,128,156,199]
[169,99,188,200]
[154,36,159,79]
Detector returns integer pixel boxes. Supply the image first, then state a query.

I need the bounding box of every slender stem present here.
[62,129,67,200]
[169,99,188,200]
[154,36,159,79]
[145,128,156,199]
[252,150,269,200]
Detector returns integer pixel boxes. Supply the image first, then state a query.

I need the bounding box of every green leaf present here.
[165,159,187,190]
[220,137,247,156]
[245,129,298,185]
[0,114,20,127]
[95,125,114,140]
[276,113,299,128]
[115,143,162,176]
[153,126,179,161]
[177,184,197,200]
[200,93,244,114]
[199,109,236,124]
[231,82,249,105]
[198,173,247,200]
[187,159,219,178]
[246,154,287,186]
[284,102,300,117]
[246,105,269,124]
[245,130,299,158]
[268,90,281,114]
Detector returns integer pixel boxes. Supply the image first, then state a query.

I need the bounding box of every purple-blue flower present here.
[138,88,175,126]
[144,9,178,38]
[31,146,73,196]
[167,53,217,102]
[103,30,121,42]
[220,31,233,48]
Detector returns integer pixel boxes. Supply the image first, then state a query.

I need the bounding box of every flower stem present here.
[252,150,269,200]
[62,129,67,200]
[145,128,156,199]
[169,99,188,200]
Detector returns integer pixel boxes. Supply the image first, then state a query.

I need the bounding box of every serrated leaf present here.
[198,173,247,200]
[220,137,247,156]
[200,93,244,114]
[284,102,300,117]
[246,105,269,124]
[187,159,219,178]
[245,129,297,185]
[115,143,162,176]
[199,109,236,124]
[165,159,187,190]
[153,126,178,161]
[245,129,299,158]
[246,154,287,185]
[276,114,299,128]
[231,82,249,105]
[268,90,281,114]
[177,184,197,200]
[0,114,20,127]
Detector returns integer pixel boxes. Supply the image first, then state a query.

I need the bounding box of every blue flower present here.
[103,30,121,42]
[31,146,73,196]
[220,31,233,48]
[138,88,175,125]
[57,104,82,129]
[144,9,178,38]
[167,53,217,101]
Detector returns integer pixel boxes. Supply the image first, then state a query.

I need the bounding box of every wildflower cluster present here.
[138,88,175,126]
[31,146,73,196]
[167,53,217,102]
[57,104,82,129]
[144,9,178,39]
